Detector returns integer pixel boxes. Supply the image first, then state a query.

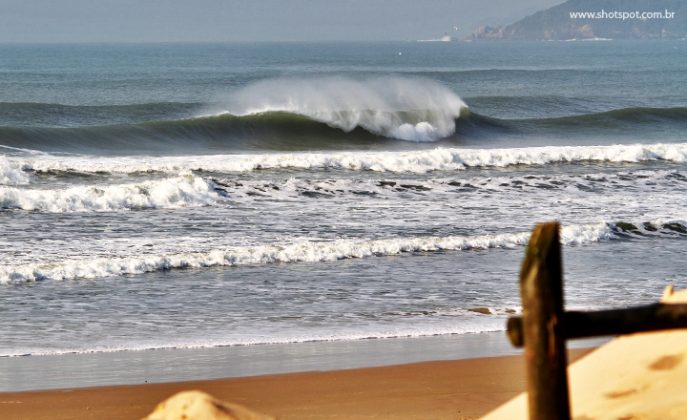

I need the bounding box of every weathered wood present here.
[507,316,525,348]
[507,303,687,347]
[520,222,571,420]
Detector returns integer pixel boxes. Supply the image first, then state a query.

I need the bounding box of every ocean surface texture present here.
[1,42,686,359]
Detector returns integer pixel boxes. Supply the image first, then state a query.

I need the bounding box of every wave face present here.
[0,105,686,154]
[0,101,198,128]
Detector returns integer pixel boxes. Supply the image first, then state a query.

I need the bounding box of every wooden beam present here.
[520,221,571,420]
[507,303,687,348]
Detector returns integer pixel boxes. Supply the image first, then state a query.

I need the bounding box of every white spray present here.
[208,76,467,142]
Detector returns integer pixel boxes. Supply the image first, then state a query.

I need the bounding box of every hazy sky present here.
[0,0,563,43]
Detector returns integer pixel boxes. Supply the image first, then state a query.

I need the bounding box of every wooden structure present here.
[508,221,687,420]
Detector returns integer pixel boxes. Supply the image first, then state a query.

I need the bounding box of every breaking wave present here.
[0,174,225,212]
[0,75,686,154]
[3,143,686,179]
[0,77,469,153]
[3,219,684,284]
[3,221,676,283]
[204,76,467,141]
[4,168,685,212]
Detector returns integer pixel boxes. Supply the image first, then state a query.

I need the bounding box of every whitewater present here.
[204,76,467,141]
[3,143,687,179]
[1,41,687,372]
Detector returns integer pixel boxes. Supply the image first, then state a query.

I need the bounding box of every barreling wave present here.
[204,76,467,142]
[4,143,687,179]
[0,77,469,153]
[0,111,383,154]
[1,106,686,153]
[4,220,686,283]
[1,75,686,153]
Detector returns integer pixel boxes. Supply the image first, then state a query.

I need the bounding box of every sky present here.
[0,0,563,43]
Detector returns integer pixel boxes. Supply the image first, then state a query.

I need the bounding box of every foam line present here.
[5,143,686,176]
[0,222,614,283]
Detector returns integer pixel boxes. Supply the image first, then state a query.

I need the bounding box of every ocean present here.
[1,41,686,389]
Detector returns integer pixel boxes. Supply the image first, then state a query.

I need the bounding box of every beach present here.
[0,349,593,420]
[2,0,686,416]
[1,40,685,410]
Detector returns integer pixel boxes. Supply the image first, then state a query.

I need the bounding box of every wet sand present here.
[0,349,591,420]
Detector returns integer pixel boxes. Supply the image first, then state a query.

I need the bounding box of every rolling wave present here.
[516,106,687,128]
[3,143,686,179]
[0,174,225,212]
[0,75,685,153]
[3,169,685,213]
[0,106,685,154]
[0,223,606,283]
[0,101,199,128]
[2,220,685,283]
[0,77,469,152]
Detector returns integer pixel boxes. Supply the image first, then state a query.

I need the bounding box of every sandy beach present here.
[0,349,591,420]
[3,21,683,420]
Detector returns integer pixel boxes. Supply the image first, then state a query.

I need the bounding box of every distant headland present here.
[466,0,686,41]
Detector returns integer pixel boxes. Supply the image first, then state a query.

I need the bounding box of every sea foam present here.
[8,142,687,176]
[0,156,31,185]
[0,222,613,283]
[0,174,224,212]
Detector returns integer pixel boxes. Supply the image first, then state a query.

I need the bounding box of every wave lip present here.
[205,76,468,142]
[2,103,686,153]
[0,222,614,284]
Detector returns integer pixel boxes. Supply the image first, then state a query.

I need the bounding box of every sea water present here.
[0,41,686,388]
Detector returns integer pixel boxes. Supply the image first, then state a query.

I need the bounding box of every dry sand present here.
[0,349,591,420]
[483,286,687,420]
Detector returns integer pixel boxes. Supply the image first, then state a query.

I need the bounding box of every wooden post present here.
[520,222,571,420]
[507,303,687,347]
